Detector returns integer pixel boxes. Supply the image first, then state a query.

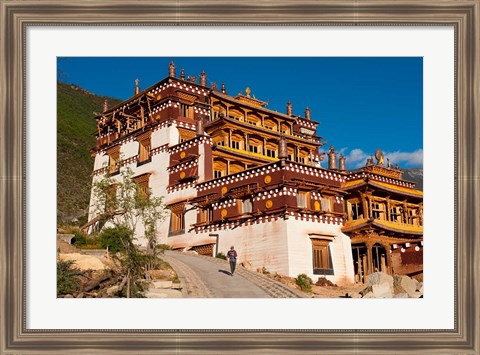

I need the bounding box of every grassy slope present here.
[57,82,121,224]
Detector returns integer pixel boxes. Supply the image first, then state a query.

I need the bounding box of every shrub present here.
[156,244,171,254]
[296,273,313,292]
[71,229,87,246]
[216,252,227,260]
[57,259,83,295]
[99,225,130,253]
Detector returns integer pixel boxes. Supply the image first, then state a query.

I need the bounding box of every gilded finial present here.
[245,87,251,98]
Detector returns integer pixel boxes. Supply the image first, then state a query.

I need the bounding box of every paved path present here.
[163,251,306,298]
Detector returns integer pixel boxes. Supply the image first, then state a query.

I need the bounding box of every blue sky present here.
[57,57,423,169]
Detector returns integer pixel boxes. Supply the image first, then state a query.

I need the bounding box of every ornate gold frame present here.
[1,1,479,353]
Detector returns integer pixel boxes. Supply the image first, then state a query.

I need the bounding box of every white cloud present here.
[342,148,423,169]
[384,149,423,168]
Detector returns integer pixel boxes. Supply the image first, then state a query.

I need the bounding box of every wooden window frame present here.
[169,206,185,236]
[137,132,152,166]
[199,206,213,224]
[107,146,120,175]
[133,173,151,200]
[239,198,253,215]
[297,191,310,209]
[311,238,334,276]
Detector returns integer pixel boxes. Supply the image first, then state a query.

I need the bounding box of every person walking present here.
[227,246,237,276]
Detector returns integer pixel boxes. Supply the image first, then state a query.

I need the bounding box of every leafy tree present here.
[90,166,167,297]
[99,226,129,253]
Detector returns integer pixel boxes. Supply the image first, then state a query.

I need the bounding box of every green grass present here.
[57,82,121,224]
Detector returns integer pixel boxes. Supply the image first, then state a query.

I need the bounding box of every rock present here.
[152,280,173,288]
[64,294,74,298]
[348,292,362,298]
[393,284,407,296]
[76,292,84,298]
[366,272,394,289]
[363,292,375,298]
[172,283,181,289]
[360,286,373,297]
[106,285,122,297]
[394,275,417,298]
[59,253,106,271]
[416,282,423,292]
[372,283,393,298]
[413,291,423,298]
[145,289,183,298]
[394,292,409,298]
[240,261,252,270]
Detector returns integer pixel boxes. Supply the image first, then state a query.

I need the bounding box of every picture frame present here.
[1,0,478,353]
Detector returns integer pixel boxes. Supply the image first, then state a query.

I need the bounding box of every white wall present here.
[285,219,355,285]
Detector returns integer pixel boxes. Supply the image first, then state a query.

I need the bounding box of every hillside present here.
[57,82,121,224]
[402,168,423,191]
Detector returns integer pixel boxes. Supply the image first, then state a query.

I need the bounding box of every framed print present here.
[1,1,479,354]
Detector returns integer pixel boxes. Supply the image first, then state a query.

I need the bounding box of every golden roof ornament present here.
[375,148,384,165]
[245,87,251,98]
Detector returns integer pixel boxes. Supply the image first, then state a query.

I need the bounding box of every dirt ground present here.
[263,272,364,298]
[310,284,364,298]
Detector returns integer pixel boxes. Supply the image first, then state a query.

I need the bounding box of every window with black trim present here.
[312,239,334,275]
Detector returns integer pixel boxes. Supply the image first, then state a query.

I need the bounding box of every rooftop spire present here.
[339,153,346,171]
[328,145,338,170]
[200,70,207,86]
[286,101,293,116]
[305,107,311,120]
[278,135,288,159]
[134,79,140,95]
[180,68,185,80]
[168,61,176,77]
[221,82,227,94]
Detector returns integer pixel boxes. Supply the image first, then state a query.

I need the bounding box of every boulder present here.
[394,292,409,298]
[372,283,393,298]
[394,275,417,298]
[348,292,362,298]
[359,286,373,297]
[416,282,424,292]
[363,292,375,298]
[59,253,106,271]
[152,280,173,289]
[413,291,423,298]
[366,272,394,289]
[393,284,407,296]
[145,289,183,298]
